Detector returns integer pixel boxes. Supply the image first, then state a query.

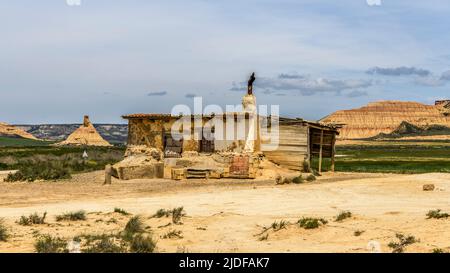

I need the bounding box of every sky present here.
[1,0,450,124]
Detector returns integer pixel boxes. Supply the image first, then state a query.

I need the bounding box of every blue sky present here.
[1,0,450,124]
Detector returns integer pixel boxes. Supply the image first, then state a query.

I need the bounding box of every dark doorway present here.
[200,131,215,153]
[164,133,183,158]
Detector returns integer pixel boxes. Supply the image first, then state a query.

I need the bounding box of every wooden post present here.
[331,133,336,172]
[104,164,112,185]
[318,129,324,174]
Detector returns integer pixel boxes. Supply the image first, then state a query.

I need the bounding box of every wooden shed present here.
[262,117,339,172]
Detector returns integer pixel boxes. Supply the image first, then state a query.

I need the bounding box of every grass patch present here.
[335,211,352,222]
[426,209,450,219]
[0,136,52,147]
[298,217,327,229]
[122,216,145,241]
[114,208,130,216]
[388,233,419,253]
[309,144,450,174]
[152,208,172,218]
[34,235,68,253]
[56,210,86,222]
[0,146,125,181]
[152,207,186,224]
[0,219,8,242]
[172,207,185,224]
[432,248,448,253]
[270,220,288,231]
[162,230,183,239]
[83,235,127,253]
[18,212,47,226]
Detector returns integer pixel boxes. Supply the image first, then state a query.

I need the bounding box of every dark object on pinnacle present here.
[247,72,256,95]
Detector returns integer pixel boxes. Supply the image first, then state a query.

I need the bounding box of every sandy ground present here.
[1,171,449,253]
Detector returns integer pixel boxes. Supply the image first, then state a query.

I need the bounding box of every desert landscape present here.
[1,98,450,253]
[0,171,449,253]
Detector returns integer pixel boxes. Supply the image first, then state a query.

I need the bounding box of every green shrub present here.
[426,209,449,219]
[83,235,127,253]
[298,217,327,229]
[306,175,316,182]
[5,161,72,182]
[130,234,156,253]
[34,235,68,253]
[0,219,8,242]
[114,208,130,215]
[354,230,365,236]
[56,210,86,221]
[335,211,352,222]
[388,233,418,253]
[18,212,47,226]
[258,234,269,241]
[432,248,447,253]
[292,176,304,184]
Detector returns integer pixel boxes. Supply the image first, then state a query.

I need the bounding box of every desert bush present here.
[130,234,156,253]
[83,235,127,253]
[152,208,172,218]
[298,217,328,229]
[123,216,144,240]
[306,174,316,182]
[388,233,419,253]
[34,235,68,253]
[56,210,86,221]
[271,220,288,231]
[354,230,365,236]
[18,212,47,226]
[172,207,186,224]
[0,219,8,242]
[292,176,304,184]
[258,234,269,241]
[335,211,352,222]
[114,208,130,215]
[426,209,450,219]
[162,230,183,239]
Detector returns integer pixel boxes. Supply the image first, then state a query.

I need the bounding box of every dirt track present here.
[1,171,449,253]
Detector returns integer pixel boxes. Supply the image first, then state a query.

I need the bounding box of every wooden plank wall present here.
[263,124,308,170]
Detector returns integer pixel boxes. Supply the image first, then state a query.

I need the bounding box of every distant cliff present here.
[15,124,128,144]
[320,100,450,139]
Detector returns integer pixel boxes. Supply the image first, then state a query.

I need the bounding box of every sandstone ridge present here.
[320,100,450,139]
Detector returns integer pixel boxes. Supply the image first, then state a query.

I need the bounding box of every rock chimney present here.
[83,115,91,127]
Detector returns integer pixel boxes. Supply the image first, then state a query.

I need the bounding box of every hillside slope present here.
[0,122,39,140]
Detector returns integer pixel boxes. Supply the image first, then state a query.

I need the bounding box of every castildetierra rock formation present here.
[0,122,39,140]
[56,116,112,146]
[320,100,450,139]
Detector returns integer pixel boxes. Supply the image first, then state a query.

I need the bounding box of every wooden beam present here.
[318,129,324,174]
[331,133,336,172]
